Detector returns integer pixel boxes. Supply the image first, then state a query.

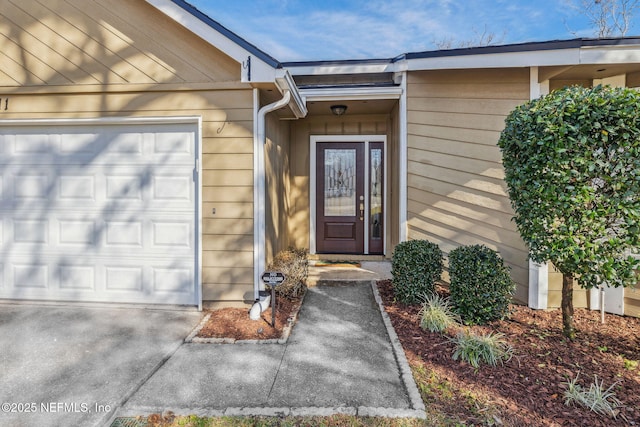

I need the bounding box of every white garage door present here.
[0,120,199,305]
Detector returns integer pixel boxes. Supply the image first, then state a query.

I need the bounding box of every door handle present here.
[359,202,364,220]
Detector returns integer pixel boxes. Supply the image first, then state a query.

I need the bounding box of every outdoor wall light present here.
[330,104,348,116]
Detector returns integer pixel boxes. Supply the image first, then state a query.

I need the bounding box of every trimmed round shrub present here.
[448,245,515,325]
[391,240,443,304]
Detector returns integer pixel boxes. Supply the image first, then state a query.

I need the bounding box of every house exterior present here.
[1,0,639,315]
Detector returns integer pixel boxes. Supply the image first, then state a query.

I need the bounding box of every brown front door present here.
[316,142,365,253]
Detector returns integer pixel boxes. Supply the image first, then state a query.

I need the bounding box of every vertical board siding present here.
[406,69,530,302]
[265,114,291,263]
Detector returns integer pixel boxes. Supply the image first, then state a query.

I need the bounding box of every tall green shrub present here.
[391,240,443,304]
[498,85,640,338]
[448,245,515,325]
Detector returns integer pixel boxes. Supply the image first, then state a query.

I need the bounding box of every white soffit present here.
[406,49,582,71]
[286,62,396,76]
[301,86,402,102]
[580,45,640,64]
[145,0,276,82]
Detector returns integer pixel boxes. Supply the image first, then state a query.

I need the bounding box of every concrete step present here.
[307,261,392,287]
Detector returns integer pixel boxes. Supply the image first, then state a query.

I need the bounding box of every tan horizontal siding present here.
[407,110,508,132]
[0,91,253,114]
[1,0,238,87]
[408,149,505,180]
[202,203,253,219]
[202,235,253,252]
[408,122,502,146]
[202,186,253,203]
[0,90,254,302]
[2,0,258,303]
[202,283,253,303]
[202,138,253,154]
[407,68,530,303]
[409,173,513,213]
[409,134,503,163]
[203,153,252,170]
[624,283,640,317]
[408,97,524,116]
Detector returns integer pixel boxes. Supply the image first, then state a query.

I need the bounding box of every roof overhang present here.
[145,0,279,83]
[146,0,306,118]
[284,38,640,76]
[403,44,640,71]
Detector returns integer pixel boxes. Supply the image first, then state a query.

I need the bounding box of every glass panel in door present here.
[316,142,365,254]
[369,143,384,254]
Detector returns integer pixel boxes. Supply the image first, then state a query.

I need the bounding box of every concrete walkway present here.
[116,275,425,420]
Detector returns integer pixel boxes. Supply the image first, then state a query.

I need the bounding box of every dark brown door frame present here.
[315,142,365,254]
[311,136,386,255]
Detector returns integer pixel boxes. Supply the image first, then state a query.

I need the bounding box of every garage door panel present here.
[59,175,96,200]
[1,256,197,304]
[59,265,96,290]
[59,220,96,245]
[14,219,49,243]
[0,122,198,305]
[13,264,48,289]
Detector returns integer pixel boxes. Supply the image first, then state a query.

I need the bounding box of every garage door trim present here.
[0,116,203,309]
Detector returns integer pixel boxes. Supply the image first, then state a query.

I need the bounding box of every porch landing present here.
[308,260,392,286]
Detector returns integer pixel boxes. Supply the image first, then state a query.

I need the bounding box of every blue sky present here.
[188,1,637,62]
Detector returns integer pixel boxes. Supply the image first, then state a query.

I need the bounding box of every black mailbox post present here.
[261,271,285,327]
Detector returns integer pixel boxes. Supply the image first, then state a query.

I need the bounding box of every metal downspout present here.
[254,90,291,300]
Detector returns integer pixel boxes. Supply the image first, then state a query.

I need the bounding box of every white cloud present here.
[192,0,585,61]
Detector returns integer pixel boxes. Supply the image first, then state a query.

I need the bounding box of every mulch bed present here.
[196,293,304,340]
[377,279,640,426]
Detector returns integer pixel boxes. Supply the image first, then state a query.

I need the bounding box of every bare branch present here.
[571,0,640,37]
[433,25,506,50]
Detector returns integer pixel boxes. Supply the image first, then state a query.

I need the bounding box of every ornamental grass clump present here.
[563,373,622,418]
[448,245,515,325]
[391,240,443,304]
[450,331,513,368]
[267,247,308,298]
[418,293,460,333]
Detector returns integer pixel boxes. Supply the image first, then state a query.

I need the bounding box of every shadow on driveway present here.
[0,303,201,427]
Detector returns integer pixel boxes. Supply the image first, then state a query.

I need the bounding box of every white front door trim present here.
[310,135,387,255]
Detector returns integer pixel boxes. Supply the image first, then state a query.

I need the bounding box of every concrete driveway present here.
[0,303,202,427]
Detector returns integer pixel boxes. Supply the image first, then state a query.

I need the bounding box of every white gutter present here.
[275,69,307,118]
[253,89,292,300]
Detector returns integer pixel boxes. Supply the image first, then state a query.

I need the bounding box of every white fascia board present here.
[145,0,276,82]
[580,45,640,64]
[301,86,402,102]
[286,62,397,76]
[406,49,581,71]
[275,69,308,118]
